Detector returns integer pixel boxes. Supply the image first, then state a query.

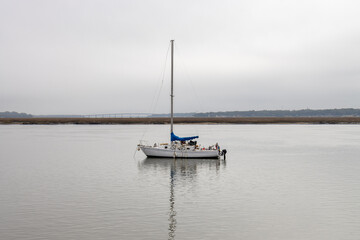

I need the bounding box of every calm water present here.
[0,124,360,240]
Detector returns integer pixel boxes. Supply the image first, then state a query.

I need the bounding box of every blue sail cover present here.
[171,132,199,142]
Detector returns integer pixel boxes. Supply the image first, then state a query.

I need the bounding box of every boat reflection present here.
[138,158,225,240]
[139,157,225,176]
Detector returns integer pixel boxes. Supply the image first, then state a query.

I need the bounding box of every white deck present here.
[140,145,219,158]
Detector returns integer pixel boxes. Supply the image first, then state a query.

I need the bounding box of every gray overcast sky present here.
[1,0,360,115]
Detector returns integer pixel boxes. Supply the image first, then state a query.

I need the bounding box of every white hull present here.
[140,146,219,159]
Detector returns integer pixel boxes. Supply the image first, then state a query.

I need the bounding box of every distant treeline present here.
[149,113,194,117]
[3,108,360,119]
[0,111,33,118]
[2,117,360,124]
[33,115,84,118]
[193,108,360,117]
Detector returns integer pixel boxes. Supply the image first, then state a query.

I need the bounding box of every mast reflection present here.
[168,161,176,240]
[138,158,224,240]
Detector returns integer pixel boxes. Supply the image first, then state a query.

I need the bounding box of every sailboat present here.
[138,40,226,159]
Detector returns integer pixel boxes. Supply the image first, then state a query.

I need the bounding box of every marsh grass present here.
[1,117,360,124]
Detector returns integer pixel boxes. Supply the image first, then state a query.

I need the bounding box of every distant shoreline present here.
[1,117,360,125]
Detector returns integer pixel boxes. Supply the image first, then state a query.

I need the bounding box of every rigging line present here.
[140,42,171,141]
[174,43,205,137]
[147,42,171,116]
[152,42,171,114]
[175,44,206,114]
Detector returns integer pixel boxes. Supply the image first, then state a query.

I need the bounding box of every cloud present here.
[1,0,359,114]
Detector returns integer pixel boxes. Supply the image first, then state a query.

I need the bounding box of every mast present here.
[170,40,174,137]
